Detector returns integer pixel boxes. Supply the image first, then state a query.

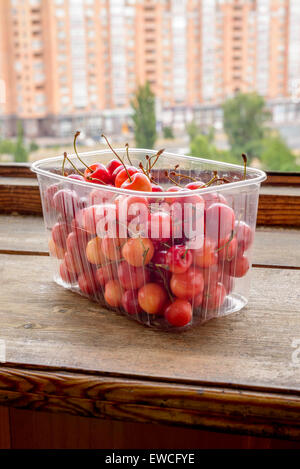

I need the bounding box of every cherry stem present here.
[170,172,199,183]
[125,143,132,165]
[63,152,86,178]
[242,153,247,180]
[101,134,132,182]
[73,131,92,171]
[164,171,184,187]
[148,148,165,171]
[139,162,151,181]
[62,152,67,176]
[203,171,218,187]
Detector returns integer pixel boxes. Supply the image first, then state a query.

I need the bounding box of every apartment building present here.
[0,0,299,138]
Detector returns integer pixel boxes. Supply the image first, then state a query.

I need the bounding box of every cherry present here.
[138,283,168,314]
[117,260,150,290]
[78,270,100,296]
[84,163,112,185]
[44,184,59,212]
[152,249,168,266]
[205,203,235,242]
[185,181,206,190]
[164,186,183,205]
[111,164,124,183]
[217,235,238,262]
[151,184,163,193]
[59,261,77,285]
[170,266,204,300]
[53,189,80,222]
[121,172,152,192]
[95,263,118,287]
[202,282,226,311]
[122,290,142,315]
[101,236,126,261]
[48,238,65,259]
[104,280,123,307]
[149,211,172,242]
[66,230,89,254]
[203,192,228,209]
[89,188,114,206]
[164,299,192,327]
[229,255,250,278]
[193,238,218,268]
[165,245,193,274]
[106,159,122,178]
[235,221,254,254]
[220,272,234,295]
[115,166,140,188]
[52,222,71,249]
[83,204,115,235]
[67,174,85,181]
[122,237,154,267]
[86,237,106,265]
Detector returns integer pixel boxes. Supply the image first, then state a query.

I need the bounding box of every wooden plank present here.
[1,368,300,441]
[1,215,299,268]
[0,163,34,179]
[0,178,42,215]
[0,254,300,392]
[0,406,10,449]
[8,408,300,449]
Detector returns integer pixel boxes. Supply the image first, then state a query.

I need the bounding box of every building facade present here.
[0,0,299,138]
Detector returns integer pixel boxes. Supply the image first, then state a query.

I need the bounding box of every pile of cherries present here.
[45,134,253,329]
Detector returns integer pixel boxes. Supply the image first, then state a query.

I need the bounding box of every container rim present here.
[31,148,267,197]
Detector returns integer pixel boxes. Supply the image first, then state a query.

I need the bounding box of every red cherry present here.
[84,163,112,185]
[164,299,192,327]
[53,189,80,221]
[59,261,77,285]
[151,184,163,193]
[235,221,254,254]
[115,166,140,188]
[170,266,204,300]
[203,192,228,209]
[104,280,123,307]
[67,174,85,181]
[152,249,168,266]
[164,186,183,205]
[78,270,100,296]
[117,261,150,290]
[111,164,124,183]
[165,245,192,274]
[95,263,118,286]
[193,238,218,268]
[106,159,122,178]
[89,188,114,206]
[205,203,235,242]
[138,283,168,314]
[44,184,59,212]
[122,290,142,315]
[217,235,238,262]
[149,211,172,242]
[121,172,153,192]
[185,181,206,190]
[52,222,71,249]
[202,282,226,311]
[229,255,250,278]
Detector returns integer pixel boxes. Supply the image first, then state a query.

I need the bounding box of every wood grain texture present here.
[0,406,10,449]
[8,408,300,449]
[1,176,300,227]
[0,216,300,268]
[1,254,300,392]
[0,163,33,179]
[0,366,300,440]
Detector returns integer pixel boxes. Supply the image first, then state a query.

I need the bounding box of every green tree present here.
[131,82,156,149]
[260,136,299,171]
[190,134,240,165]
[162,126,174,139]
[222,92,271,161]
[14,121,28,162]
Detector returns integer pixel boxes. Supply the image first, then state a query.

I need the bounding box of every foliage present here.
[222,92,271,161]
[131,82,157,149]
[260,136,299,171]
[14,121,28,162]
[190,134,240,165]
[162,126,174,139]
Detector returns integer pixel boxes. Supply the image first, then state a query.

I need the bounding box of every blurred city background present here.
[0,0,300,171]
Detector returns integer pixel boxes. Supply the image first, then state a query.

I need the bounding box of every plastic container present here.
[32,149,266,331]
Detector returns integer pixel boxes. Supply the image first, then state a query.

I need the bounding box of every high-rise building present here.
[0,0,299,138]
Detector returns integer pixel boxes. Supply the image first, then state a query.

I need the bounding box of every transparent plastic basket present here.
[32,149,266,331]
